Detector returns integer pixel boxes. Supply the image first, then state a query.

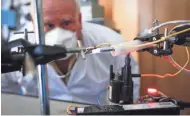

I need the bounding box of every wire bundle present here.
[87,28,190,50]
[87,22,190,78]
[163,56,190,72]
[142,47,189,78]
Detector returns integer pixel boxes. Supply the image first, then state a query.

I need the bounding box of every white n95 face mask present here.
[45,28,78,60]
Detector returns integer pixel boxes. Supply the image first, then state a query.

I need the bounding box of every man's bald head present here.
[31,0,80,20]
[43,0,80,14]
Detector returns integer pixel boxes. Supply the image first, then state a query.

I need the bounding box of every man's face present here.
[43,0,82,37]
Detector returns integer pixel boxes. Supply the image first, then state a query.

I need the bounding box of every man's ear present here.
[76,12,82,40]
[78,12,82,29]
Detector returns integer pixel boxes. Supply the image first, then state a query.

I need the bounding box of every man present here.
[1,0,140,105]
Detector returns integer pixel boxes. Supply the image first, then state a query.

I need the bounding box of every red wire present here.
[141,56,190,78]
[163,56,190,71]
[141,74,176,78]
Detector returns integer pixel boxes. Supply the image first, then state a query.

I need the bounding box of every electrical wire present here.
[86,28,190,52]
[121,28,190,48]
[169,23,190,34]
[159,98,178,105]
[157,91,167,97]
[104,28,190,50]
[149,20,190,32]
[168,56,190,72]
[97,88,109,105]
[141,47,189,78]
[163,56,190,72]
[163,56,181,69]
[96,43,112,48]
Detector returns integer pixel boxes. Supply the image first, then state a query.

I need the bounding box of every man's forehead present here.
[43,0,77,12]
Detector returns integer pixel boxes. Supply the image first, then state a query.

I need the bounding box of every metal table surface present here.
[2,93,190,115]
[1,93,87,115]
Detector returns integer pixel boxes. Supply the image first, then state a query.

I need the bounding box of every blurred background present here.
[1,0,190,114]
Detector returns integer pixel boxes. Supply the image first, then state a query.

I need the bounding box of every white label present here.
[77,108,85,113]
[109,86,112,100]
[123,102,176,110]
[91,49,101,54]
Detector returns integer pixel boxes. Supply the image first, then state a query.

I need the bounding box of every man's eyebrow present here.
[43,18,53,22]
[60,14,75,20]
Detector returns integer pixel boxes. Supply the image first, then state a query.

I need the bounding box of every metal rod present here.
[163,28,168,50]
[77,40,86,60]
[66,48,87,53]
[14,31,34,34]
[33,0,50,115]
[24,29,29,41]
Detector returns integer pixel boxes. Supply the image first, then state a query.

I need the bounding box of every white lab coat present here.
[1,22,140,105]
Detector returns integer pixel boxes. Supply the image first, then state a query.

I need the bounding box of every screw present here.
[153,19,159,34]
[153,19,159,26]
[154,49,158,54]
[153,37,157,41]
